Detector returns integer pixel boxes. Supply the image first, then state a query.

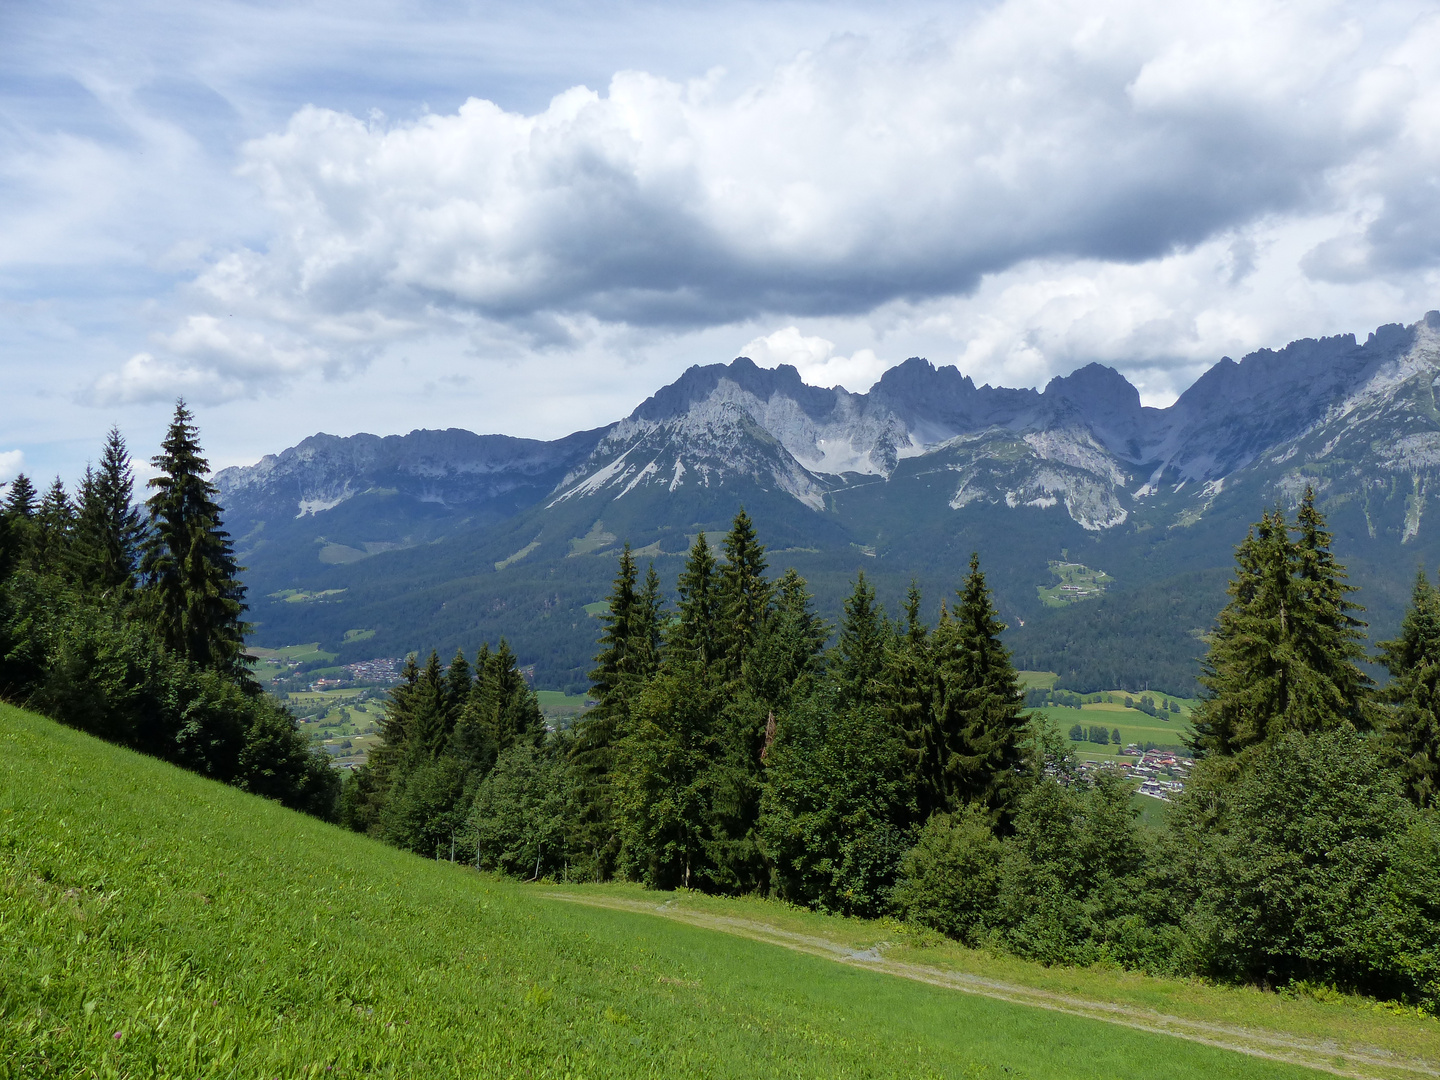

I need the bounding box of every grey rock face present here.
[217,313,1440,536]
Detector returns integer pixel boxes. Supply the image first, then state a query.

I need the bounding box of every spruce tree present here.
[451,642,496,770]
[403,650,449,761]
[717,508,770,677]
[884,581,937,798]
[587,543,638,721]
[3,474,37,519]
[833,570,887,707]
[34,477,74,574]
[667,531,720,668]
[444,648,473,729]
[747,567,828,711]
[944,554,1027,823]
[1377,570,1440,808]
[74,427,144,598]
[1191,491,1372,757]
[572,551,663,877]
[2,474,37,574]
[140,401,250,681]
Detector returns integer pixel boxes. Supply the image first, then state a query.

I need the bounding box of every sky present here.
[3,0,1440,485]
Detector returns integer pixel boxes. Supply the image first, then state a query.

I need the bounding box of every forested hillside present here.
[0,405,336,815]
[339,496,1440,1008]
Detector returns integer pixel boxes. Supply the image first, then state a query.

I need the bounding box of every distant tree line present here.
[344,492,1440,1009]
[0,403,336,816]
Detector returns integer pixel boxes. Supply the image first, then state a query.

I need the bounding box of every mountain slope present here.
[8,702,1389,1078]
[216,312,1440,693]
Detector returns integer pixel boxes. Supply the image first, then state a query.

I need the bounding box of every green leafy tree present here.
[140,402,251,682]
[892,807,1002,943]
[1377,570,1440,808]
[1170,731,1432,998]
[762,687,916,916]
[615,667,721,889]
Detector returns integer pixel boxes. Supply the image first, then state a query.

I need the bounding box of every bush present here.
[892,809,1001,944]
[995,772,1172,969]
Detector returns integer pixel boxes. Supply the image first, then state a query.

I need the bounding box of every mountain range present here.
[217,311,1440,694]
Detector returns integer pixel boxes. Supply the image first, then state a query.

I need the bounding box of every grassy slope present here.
[2,707,1430,1080]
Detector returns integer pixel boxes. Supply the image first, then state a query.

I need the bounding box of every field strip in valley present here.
[544,891,1437,1080]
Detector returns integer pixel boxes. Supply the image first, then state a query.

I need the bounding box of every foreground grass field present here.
[3,705,1435,1079]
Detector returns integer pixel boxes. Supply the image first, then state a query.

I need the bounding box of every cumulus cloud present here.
[0,451,24,486]
[44,0,1440,428]
[198,1,1436,333]
[740,327,884,392]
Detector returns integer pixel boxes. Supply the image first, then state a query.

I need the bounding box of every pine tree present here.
[140,401,251,681]
[403,650,449,761]
[884,581,937,799]
[1191,491,1372,757]
[833,570,887,708]
[74,427,144,598]
[34,476,74,574]
[444,648,473,729]
[3,474,37,519]
[587,543,638,720]
[717,508,770,678]
[667,531,720,668]
[1377,569,1440,808]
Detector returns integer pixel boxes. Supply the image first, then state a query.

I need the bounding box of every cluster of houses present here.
[1075,747,1193,801]
[345,657,403,684]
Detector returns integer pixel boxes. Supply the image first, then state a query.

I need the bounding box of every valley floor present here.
[3,703,1436,1079]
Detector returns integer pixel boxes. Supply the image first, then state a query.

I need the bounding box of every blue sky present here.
[3,0,1439,486]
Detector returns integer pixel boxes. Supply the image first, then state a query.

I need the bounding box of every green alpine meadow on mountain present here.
[7,702,1440,1079]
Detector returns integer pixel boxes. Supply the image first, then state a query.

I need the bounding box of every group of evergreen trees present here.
[0,403,335,814]
[353,493,1440,1008]
[345,510,1032,915]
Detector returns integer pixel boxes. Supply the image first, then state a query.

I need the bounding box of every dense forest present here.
[346,494,1440,1007]
[0,403,336,815]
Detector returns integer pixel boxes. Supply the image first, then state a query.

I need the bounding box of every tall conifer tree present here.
[1378,569,1440,808]
[74,427,144,598]
[718,508,770,678]
[3,474,37,519]
[141,401,250,681]
[942,554,1027,824]
[833,570,887,707]
[1191,491,1371,757]
[34,477,74,573]
[667,531,720,668]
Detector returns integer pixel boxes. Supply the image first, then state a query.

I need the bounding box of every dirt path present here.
[544,891,1437,1080]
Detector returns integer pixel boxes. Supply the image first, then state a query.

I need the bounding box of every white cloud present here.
[739,327,884,392]
[101,0,1437,403]
[0,451,24,486]
[10,0,1440,474]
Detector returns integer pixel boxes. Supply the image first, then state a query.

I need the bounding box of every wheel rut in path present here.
[543,892,1437,1080]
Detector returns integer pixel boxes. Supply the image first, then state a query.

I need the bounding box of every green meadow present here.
[5,704,1437,1079]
